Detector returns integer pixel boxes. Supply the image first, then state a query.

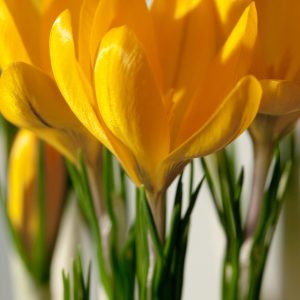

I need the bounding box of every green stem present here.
[240,141,274,299]
[222,240,241,300]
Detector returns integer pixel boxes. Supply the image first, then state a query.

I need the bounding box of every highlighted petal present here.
[165,76,261,166]
[90,0,160,82]
[259,80,300,115]
[50,10,108,146]
[0,62,97,163]
[51,11,140,184]
[177,2,257,143]
[213,0,252,36]
[95,26,169,189]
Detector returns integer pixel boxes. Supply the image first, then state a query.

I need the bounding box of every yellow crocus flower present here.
[249,0,300,141]
[49,0,261,200]
[8,129,66,263]
[0,0,99,165]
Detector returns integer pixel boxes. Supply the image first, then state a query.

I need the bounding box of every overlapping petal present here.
[165,76,261,165]
[0,62,98,164]
[47,0,260,193]
[95,26,170,189]
[249,0,300,142]
[176,2,257,145]
[259,80,300,115]
[151,0,217,111]
[253,0,300,81]
[50,10,140,184]
[90,0,161,83]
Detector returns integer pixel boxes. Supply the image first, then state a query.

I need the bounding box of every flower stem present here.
[147,192,166,244]
[245,141,274,238]
[239,139,274,299]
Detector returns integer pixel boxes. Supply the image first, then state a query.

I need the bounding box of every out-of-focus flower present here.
[8,130,66,276]
[50,0,261,198]
[249,0,300,142]
[0,0,100,165]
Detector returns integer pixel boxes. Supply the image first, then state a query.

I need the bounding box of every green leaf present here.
[62,271,70,300]
[66,154,112,298]
[62,251,91,300]
[200,158,225,225]
[136,187,150,300]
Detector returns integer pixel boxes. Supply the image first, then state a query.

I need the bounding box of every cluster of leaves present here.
[135,163,204,300]
[201,145,292,300]
[62,252,91,300]
[67,150,135,300]
[68,151,204,300]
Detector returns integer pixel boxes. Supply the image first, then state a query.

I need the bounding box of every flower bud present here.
[7,129,66,280]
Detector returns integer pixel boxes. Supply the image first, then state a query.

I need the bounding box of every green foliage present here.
[63,252,91,300]
[136,162,204,300]
[67,150,136,300]
[201,146,292,300]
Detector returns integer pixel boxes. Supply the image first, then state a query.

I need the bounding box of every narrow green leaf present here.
[136,187,150,299]
[182,177,204,227]
[62,271,70,300]
[200,158,224,225]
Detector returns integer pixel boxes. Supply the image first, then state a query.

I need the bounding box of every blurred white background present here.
[1,130,300,300]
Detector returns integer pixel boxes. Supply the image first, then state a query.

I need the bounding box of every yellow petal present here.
[8,129,66,257]
[151,0,218,134]
[89,0,161,82]
[176,2,257,144]
[213,0,252,37]
[95,26,170,190]
[50,10,108,146]
[50,11,140,184]
[39,0,82,71]
[259,80,300,115]
[0,62,97,163]
[78,0,99,77]
[254,0,300,80]
[3,0,41,65]
[164,76,261,168]
[172,0,202,18]
[0,0,30,67]
[8,130,38,241]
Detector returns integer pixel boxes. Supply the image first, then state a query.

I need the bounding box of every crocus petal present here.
[0,62,97,163]
[90,0,161,82]
[78,0,99,77]
[176,2,257,144]
[39,0,82,71]
[254,0,300,80]
[8,129,66,257]
[50,10,109,146]
[151,0,217,112]
[164,76,261,168]
[2,0,39,59]
[95,26,170,190]
[213,0,252,37]
[50,10,140,184]
[259,80,300,115]
[0,0,30,67]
